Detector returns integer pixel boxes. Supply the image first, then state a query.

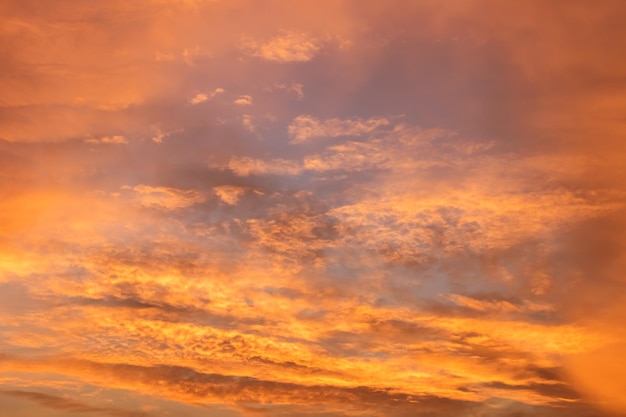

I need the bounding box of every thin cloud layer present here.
[1,1,625,417]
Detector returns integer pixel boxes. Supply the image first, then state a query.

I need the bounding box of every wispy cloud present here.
[270,83,304,100]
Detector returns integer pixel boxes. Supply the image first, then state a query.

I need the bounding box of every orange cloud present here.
[123,185,206,210]
[85,135,128,145]
[241,32,322,63]
[190,88,224,105]
[234,95,253,106]
[1,1,625,416]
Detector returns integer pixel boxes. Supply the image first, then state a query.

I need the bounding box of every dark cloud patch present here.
[459,396,611,417]
[0,390,150,417]
[64,295,267,330]
[367,319,443,344]
[245,356,330,377]
[0,281,38,315]
[262,286,303,299]
[547,209,626,318]
[316,329,399,359]
[80,360,437,408]
[478,381,580,401]
[513,366,563,383]
[317,330,376,358]
[67,296,160,310]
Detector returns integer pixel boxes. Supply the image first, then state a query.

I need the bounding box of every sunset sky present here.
[1,1,626,416]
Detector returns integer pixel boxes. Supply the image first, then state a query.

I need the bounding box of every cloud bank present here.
[1,1,625,417]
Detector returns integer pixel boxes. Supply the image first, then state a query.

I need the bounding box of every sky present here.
[1,1,626,416]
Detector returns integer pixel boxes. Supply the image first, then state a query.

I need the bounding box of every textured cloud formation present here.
[124,185,206,210]
[288,115,391,143]
[1,1,626,417]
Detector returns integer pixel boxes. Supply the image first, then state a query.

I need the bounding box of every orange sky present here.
[1,1,626,416]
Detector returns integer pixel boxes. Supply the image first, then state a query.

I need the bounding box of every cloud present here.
[288,115,391,143]
[227,156,302,176]
[123,185,206,210]
[190,88,224,105]
[190,93,210,104]
[234,95,253,106]
[0,357,528,414]
[442,293,553,315]
[182,46,212,66]
[1,1,625,416]
[241,114,256,132]
[242,32,322,63]
[270,83,304,100]
[85,135,128,144]
[0,390,150,417]
[214,185,248,205]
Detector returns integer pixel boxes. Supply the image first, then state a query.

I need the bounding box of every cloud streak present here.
[0,390,150,417]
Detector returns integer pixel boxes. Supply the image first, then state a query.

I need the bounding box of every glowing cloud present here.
[190,88,224,104]
[242,32,322,62]
[1,1,625,416]
[123,185,206,210]
[85,135,128,145]
[234,95,253,106]
[214,185,247,205]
